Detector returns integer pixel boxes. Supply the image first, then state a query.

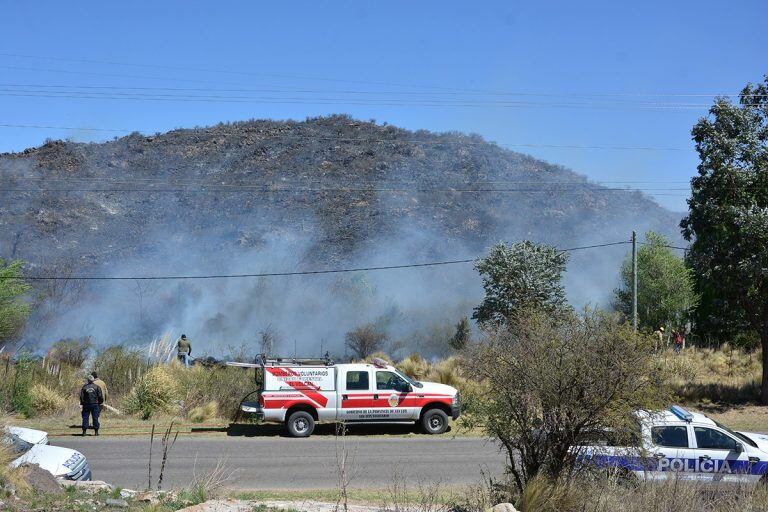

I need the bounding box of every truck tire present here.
[421,408,449,435]
[286,411,315,437]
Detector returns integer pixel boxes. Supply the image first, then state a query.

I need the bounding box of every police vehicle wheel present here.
[421,409,449,435]
[286,411,315,437]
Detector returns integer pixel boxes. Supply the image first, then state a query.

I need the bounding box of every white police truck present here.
[578,406,768,483]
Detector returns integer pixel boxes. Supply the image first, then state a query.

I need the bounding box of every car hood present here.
[6,426,48,445]
[738,431,768,454]
[414,381,457,397]
[10,444,86,478]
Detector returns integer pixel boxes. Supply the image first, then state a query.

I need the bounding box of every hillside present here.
[0,115,682,352]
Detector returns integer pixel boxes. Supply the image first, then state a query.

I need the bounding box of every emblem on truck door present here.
[388,393,400,407]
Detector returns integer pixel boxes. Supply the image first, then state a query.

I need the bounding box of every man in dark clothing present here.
[80,375,104,436]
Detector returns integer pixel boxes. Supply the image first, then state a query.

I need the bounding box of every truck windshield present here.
[394,369,423,388]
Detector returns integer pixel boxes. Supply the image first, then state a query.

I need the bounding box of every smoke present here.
[0,119,684,357]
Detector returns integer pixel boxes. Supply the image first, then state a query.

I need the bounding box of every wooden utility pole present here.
[632,230,638,331]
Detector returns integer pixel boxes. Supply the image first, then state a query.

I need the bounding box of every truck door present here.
[693,426,758,483]
[338,368,373,421]
[373,370,417,421]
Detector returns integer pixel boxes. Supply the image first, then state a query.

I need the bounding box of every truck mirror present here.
[734,442,744,453]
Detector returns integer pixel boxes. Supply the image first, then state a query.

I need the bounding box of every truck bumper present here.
[240,402,264,420]
[451,405,461,420]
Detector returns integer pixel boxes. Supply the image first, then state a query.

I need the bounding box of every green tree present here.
[449,316,471,351]
[680,75,768,403]
[465,309,669,493]
[614,231,698,332]
[473,241,568,325]
[0,259,31,345]
[345,323,387,359]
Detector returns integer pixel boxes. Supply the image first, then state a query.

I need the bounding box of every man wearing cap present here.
[79,375,104,436]
[177,334,192,367]
[653,326,665,351]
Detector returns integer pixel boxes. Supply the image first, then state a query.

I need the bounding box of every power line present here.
[4,240,633,281]
[0,53,761,99]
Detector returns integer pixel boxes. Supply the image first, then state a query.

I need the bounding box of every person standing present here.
[177,334,192,367]
[652,326,665,351]
[80,375,104,436]
[91,371,108,403]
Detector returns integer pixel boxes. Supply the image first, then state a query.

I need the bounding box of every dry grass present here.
[29,384,66,415]
[665,345,762,404]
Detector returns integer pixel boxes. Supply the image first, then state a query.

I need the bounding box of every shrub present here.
[49,337,92,368]
[396,353,430,380]
[124,366,181,420]
[29,384,66,416]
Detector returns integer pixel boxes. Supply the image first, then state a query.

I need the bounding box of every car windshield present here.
[714,421,758,448]
[2,433,33,455]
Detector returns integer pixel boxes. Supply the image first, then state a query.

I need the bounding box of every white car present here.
[577,406,768,483]
[3,426,91,481]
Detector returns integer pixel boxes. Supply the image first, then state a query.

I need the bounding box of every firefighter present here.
[79,375,104,436]
[90,371,108,403]
[177,334,192,367]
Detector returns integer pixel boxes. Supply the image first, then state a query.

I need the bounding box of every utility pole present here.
[632,230,638,332]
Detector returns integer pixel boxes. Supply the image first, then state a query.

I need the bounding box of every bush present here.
[124,366,181,420]
[29,384,65,416]
[465,308,671,493]
[188,401,218,423]
[93,345,151,398]
[49,338,92,368]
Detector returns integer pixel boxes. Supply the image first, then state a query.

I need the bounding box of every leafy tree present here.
[449,316,471,351]
[614,231,698,332]
[464,309,669,493]
[0,259,31,346]
[345,323,387,359]
[473,241,568,325]
[680,75,768,403]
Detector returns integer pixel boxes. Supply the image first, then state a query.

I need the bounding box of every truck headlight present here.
[452,393,460,406]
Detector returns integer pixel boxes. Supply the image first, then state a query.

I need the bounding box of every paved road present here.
[53,433,505,490]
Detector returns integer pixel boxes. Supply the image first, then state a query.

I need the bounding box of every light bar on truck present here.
[670,405,693,422]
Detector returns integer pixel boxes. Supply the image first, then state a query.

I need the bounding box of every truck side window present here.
[376,371,408,391]
[345,371,369,391]
[651,426,689,448]
[694,427,739,450]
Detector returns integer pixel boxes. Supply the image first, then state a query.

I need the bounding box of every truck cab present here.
[233,356,460,437]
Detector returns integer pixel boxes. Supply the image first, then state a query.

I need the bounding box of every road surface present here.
[54,433,505,490]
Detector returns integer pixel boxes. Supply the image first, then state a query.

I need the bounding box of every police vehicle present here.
[230,355,460,437]
[3,426,92,481]
[577,406,768,483]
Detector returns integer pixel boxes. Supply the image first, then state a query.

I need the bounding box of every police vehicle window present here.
[651,426,689,447]
[694,427,739,450]
[376,371,407,391]
[345,371,369,390]
[714,421,758,448]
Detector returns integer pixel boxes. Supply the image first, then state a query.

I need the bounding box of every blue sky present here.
[1,1,766,210]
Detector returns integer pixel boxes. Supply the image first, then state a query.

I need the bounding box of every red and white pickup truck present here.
[230,356,460,437]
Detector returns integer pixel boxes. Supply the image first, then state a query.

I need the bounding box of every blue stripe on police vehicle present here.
[576,405,768,483]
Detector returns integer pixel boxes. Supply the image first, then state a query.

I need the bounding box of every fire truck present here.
[228,355,460,437]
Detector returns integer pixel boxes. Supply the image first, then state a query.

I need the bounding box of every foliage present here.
[49,337,93,368]
[189,401,219,423]
[449,316,471,351]
[464,308,670,493]
[680,75,768,402]
[124,366,181,420]
[29,384,66,415]
[93,344,152,397]
[345,323,387,359]
[614,231,698,331]
[473,241,569,325]
[10,355,35,417]
[0,259,31,345]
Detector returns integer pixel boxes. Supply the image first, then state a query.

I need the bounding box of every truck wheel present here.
[286,411,315,437]
[421,409,449,435]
